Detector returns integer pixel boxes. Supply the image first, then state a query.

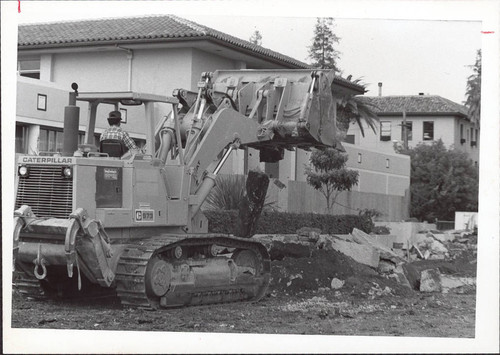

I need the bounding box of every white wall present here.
[292,143,410,196]
[52,51,129,91]
[347,114,480,163]
[19,46,247,138]
[190,48,238,90]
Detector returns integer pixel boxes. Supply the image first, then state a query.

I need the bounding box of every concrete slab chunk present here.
[420,269,442,292]
[330,278,345,289]
[330,238,380,268]
[351,228,406,264]
[440,275,476,293]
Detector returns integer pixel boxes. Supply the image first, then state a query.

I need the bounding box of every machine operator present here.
[100,110,140,152]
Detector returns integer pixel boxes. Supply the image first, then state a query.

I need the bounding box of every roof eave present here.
[18,35,310,69]
[375,111,469,119]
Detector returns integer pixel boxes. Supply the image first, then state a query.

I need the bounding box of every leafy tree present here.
[308,18,341,73]
[305,148,359,213]
[249,30,262,46]
[397,140,479,222]
[465,49,481,125]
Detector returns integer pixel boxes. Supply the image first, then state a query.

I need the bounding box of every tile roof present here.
[18,14,311,69]
[358,95,468,118]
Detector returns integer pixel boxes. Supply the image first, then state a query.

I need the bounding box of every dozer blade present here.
[13,206,115,299]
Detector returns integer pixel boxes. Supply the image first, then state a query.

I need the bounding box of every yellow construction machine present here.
[13,69,341,309]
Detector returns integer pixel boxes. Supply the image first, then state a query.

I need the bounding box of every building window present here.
[423,121,434,141]
[39,128,63,152]
[37,94,47,111]
[40,128,89,153]
[380,121,391,141]
[345,134,355,144]
[460,124,465,144]
[16,125,29,154]
[18,58,41,79]
[357,153,362,163]
[401,121,412,141]
[386,158,390,168]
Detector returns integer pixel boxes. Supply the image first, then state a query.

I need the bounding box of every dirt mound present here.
[270,249,415,298]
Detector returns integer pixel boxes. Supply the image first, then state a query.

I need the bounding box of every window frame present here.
[39,127,87,153]
[423,121,434,141]
[18,58,41,80]
[15,124,29,154]
[380,121,392,141]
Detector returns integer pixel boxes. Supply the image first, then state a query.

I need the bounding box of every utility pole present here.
[402,110,408,150]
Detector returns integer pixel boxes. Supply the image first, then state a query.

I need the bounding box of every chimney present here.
[378,82,383,97]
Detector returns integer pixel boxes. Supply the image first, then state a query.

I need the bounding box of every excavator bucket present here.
[210,69,340,153]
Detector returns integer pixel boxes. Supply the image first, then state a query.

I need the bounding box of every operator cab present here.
[73,87,179,159]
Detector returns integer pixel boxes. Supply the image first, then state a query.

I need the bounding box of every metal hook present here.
[34,260,47,280]
[33,244,47,280]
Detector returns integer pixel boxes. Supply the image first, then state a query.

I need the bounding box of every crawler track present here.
[115,235,271,309]
[13,269,48,299]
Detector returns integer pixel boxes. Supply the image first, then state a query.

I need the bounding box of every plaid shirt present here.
[100,126,138,150]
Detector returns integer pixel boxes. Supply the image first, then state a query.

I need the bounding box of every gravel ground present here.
[11,286,476,337]
[7,246,480,353]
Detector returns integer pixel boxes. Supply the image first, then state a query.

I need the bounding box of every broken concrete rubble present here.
[378,260,396,274]
[329,237,380,268]
[254,223,476,297]
[369,234,398,249]
[414,232,449,260]
[351,228,407,264]
[393,264,412,288]
[420,269,442,292]
[330,278,345,289]
[428,231,455,243]
[254,233,382,268]
[374,221,437,245]
[440,275,476,294]
[368,283,393,298]
[296,227,321,240]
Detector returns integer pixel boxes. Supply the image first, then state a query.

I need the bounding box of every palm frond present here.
[337,94,379,137]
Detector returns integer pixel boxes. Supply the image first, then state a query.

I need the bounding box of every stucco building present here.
[15,15,410,220]
[346,94,479,166]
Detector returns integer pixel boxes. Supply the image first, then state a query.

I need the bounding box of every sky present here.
[13,0,483,104]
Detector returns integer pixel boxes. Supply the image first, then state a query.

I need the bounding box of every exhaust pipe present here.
[62,83,80,156]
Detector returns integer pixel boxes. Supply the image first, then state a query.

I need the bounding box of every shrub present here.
[204,174,246,211]
[204,210,373,235]
[203,174,276,211]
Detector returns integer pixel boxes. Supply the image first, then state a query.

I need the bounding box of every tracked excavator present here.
[13,69,342,309]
